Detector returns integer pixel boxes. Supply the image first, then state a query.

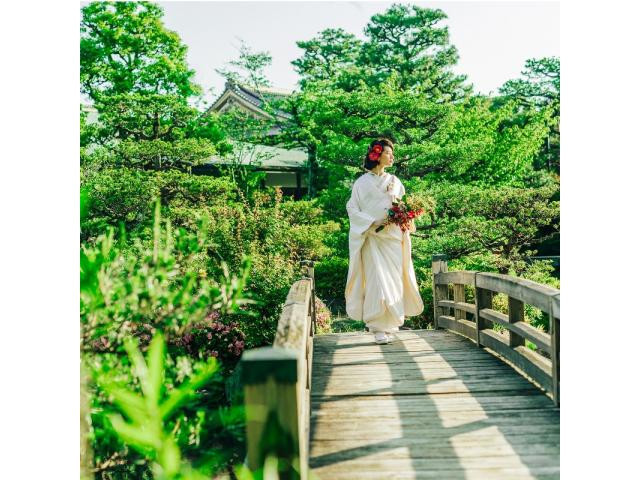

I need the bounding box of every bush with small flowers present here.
[170,311,246,369]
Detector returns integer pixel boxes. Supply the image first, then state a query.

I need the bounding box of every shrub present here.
[81,168,159,239]
[315,297,332,334]
[81,200,258,352]
[314,256,349,306]
[81,168,240,240]
[170,311,246,370]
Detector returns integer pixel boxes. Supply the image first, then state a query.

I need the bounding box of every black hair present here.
[363,137,394,171]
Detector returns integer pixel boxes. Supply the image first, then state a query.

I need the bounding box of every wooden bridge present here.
[240,256,560,479]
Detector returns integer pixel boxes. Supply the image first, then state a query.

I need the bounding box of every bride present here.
[344,138,424,344]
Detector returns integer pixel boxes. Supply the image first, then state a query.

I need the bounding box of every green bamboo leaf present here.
[263,455,279,480]
[123,336,150,397]
[147,332,166,407]
[101,384,148,424]
[233,464,255,480]
[159,358,218,420]
[158,436,182,477]
[108,414,161,453]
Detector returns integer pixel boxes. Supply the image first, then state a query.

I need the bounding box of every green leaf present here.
[123,336,149,394]
[100,384,148,424]
[158,436,182,477]
[107,413,161,453]
[159,358,218,420]
[147,332,166,407]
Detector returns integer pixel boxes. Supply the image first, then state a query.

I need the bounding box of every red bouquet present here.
[375,194,431,233]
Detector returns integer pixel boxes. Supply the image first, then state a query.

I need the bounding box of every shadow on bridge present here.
[309,330,560,479]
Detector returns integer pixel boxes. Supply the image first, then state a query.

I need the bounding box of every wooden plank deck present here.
[309,329,560,480]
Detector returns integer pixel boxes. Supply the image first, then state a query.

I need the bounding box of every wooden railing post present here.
[300,260,316,335]
[474,276,493,348]
[508,297,526,348]
[453,283,466,322]
[241,347,305,479]
[550,294,560,406]
[431,255,448,329]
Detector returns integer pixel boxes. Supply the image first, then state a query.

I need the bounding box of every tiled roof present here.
[209,81,293,120]
[204,140,308,169]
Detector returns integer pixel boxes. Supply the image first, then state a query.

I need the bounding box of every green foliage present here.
[114,138,217,170]
[221,188,333,346]
[216,39,273,90]
[362,4,469,97]
[410,182,559,273]
[234,454,315,480]
[95,94,203,142]
[314,297,333,334]
[498,57,560,172]
[314,257,349,305]
[81,2,199,99]
[81,2,227,170]
[93,333,219,479]
[81,168,239,239]
[81,167,158,237]
[79,3,561,476]
[170,313,246,369]
[82,196,256,478]
[81,164,340,352]
[293,3,470,99]
[292,28,363,91]
[80,200,259,351]
[278,78,553,188]
[499,57,560,110]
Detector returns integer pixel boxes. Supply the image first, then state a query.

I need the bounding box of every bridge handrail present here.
[240,260,316,478]
[432,254,560,406]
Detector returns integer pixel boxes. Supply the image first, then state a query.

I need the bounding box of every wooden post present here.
[453,284,465,322]
[300,260,316,335]
[474,273,493,348]
[550,294,560,406]
[508,297,526,348]
[431,255,448,329]
[241,347,305,479]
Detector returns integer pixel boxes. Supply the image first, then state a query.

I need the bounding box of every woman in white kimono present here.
[344,138,424,344]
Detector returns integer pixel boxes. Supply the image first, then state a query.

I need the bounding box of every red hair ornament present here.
[368,144,384,162]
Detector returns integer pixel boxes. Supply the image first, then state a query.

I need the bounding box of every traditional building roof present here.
[206,81,294,124]
[203,140,308,171]
[203,82,307,171]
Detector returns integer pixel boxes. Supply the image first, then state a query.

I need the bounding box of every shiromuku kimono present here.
[344,171,424,333]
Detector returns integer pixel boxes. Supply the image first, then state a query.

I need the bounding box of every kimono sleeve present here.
[396,176,406,198]
[346,181,377,236]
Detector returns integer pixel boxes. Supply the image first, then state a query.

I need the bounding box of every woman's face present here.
[379,145,394,168]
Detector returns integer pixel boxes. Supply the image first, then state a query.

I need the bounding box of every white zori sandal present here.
[374,332,389,344]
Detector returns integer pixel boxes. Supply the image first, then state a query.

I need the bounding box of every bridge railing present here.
[239,259,316,478]
[432,254,560,406]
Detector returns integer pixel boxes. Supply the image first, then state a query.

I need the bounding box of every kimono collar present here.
[364,171,395,195]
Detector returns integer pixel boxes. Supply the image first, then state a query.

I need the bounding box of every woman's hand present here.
[368,218,387,233]
[408,219,416,233]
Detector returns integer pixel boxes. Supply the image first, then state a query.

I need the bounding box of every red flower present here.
[368,144,384,162]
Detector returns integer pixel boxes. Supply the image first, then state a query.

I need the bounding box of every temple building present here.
[196,81,309,199]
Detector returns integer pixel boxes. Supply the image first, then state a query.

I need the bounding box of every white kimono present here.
[344,171,424,332]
